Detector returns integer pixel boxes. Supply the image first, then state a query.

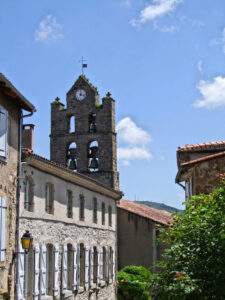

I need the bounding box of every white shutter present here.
[53,244,60,296]
[76,246,80,289]
[0,197,6,261]
[17,245,25,300]
[73,246,77,290]
[33,245,40,299]
[112,249,115,282]
[40,244,47,296]
[90,248,94,286]
[62,245,68,292]
[97,249,103,283]
[85,247,89,288]
[0,106,7,158]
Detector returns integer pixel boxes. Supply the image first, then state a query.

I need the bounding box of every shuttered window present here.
[67,190,73,218]
[45,183,54,214]
[0,197,7,261]
[101,202,105,225]
[79,194,85,221]
[108,205,112,227]
[0,106,8,159]
[93,197,97,224]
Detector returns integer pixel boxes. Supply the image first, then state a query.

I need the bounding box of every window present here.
[67,190,73,218]
[69,116,76,133]
[87,141,99,172]
[93,247,98,284]
[45,183,54,214]
[67,244,74,290]
[79,194,85,221]
[0,197,6,261]
[185,178,193,199]
[46,244,54,295]
[109,247,114,281]
[102,247,107,281]
[89,113,97,133]
[108,205,112,227]
[0,106,8,160]
[101,202,105,225]
[93,197,97,223]
[67,142,77,171]
[79,243,85,287]
[24,176,34,212]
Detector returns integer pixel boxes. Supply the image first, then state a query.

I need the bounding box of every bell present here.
[88,146,98,158]
[68,159,77,171]
[89,123,97,133]
[89,158,99,170]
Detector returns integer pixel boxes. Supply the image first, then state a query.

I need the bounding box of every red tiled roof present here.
[117,199,172,226]
[177,141,225,152]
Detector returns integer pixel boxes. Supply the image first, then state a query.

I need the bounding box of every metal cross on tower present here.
[79,56,88,75]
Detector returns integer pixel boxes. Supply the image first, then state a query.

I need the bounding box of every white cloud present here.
[197,60,203,74]
[35,15,63,42]
[116,117,151,145]
[194,76,225,109]
[131,0,182,26]
[116,117,152,166]
[153,21,178,32]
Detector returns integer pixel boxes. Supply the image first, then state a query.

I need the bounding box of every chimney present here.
[22,124,34,151]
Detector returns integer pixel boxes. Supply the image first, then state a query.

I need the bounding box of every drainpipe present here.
[15,110,33,299]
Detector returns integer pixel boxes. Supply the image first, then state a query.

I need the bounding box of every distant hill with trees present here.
[135,201,181,213]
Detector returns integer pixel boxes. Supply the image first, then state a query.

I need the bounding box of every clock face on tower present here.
[76,89,86,101]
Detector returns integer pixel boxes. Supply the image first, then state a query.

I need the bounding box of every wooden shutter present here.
[112,249,115,282]
[73,246,77,290]
[85,248,89,288]
[90,248,94,286]
[62,245,68,292]
[17,245,25,300]
[0,106,7,158]
[97,249,103,283]
[76,246,80,289]
[53,244,60,296]
[0,197,6,261]
[33,245,40,299]
[40,244,47,296]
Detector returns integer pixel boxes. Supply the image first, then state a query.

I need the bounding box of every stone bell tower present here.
[50,75,119,190]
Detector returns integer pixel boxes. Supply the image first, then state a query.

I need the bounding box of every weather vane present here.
[79,56,88,75]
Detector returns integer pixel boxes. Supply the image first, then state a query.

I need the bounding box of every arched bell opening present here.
[89,113,97,133]
[67,142,77,171]
[69,115,76,133]
[87,141,99,172]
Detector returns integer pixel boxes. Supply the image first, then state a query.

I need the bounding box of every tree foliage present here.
[154,184,225,300]
[117,265,152,300]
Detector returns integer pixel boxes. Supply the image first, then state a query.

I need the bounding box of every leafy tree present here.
[117,265,152,300]
[154,184,225,300]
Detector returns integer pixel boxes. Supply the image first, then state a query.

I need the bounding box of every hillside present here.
[135,201,181,213]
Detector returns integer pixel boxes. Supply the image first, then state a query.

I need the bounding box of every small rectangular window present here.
[67,190,73,218]
[79,194,85,221]
[0,197,7,261]
[108,205,112,227]
[101,202,105,225]
[93,197,98,224]
[0,106,8,160]
[45,183,54,214]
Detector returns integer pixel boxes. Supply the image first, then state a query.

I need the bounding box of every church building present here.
[17,75,122,300]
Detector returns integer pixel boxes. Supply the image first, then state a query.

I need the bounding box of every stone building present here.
[17,150,121,300]
[50,75,119,190]
[117,200,172,270]
[0,73,35,299]
[176,141,225,198]
[17,74,122,300]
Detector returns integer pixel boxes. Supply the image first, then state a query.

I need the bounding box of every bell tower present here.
[50,75,119,190]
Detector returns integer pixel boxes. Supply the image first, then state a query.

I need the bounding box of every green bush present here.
[117,265,152,300]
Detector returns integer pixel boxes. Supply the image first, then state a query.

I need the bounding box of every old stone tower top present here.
[50,75,119,190]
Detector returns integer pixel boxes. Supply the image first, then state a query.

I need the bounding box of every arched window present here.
[46,244,54,295]
[102,202,105,225]
[67,190,73,218]
[93,247,98,284]
[102,247,107,281]
[67,142,77,171]
[108,205,112,227]
[69,116,76,133]
[67,244,74,290]
[79,194,85,221]
[45,183,54,214]
[89,113,97,133]
[24,244,34,298]
[24,176,34,212]
[87,141,99,172]
[79,243,85,287]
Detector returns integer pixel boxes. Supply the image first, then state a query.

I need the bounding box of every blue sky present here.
[1,0,225,209]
